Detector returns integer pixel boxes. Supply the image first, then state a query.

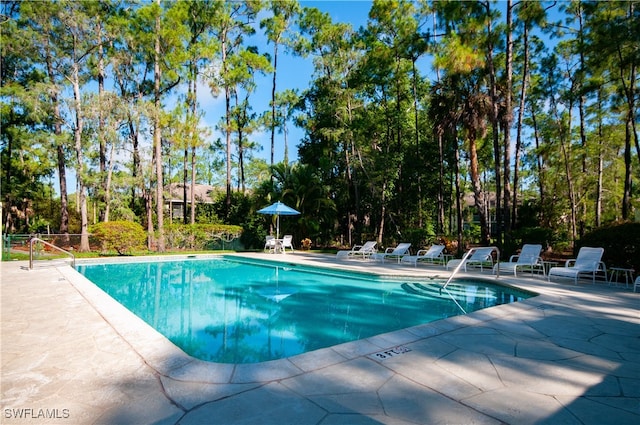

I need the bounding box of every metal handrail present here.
[442,246,500,290]
[29,237,75,269]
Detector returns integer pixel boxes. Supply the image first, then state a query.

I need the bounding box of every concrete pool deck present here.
[1,252,639,424]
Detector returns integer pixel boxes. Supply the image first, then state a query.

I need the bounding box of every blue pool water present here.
[76,257,534,363]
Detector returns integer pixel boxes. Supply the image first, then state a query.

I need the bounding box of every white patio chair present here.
[446,247,496,272]
[336,241,377,260]
[264,235,276,253]
[281,235,295,252]
[372,243,412,263]
[547,247,606,284]
[401,244,446,267]
[493,244,544,277]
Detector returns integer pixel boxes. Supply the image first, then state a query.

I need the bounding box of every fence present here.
[2,231,243,261]
[2,234,87,261]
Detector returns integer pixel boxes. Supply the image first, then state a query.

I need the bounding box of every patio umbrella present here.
[257,201,300,240]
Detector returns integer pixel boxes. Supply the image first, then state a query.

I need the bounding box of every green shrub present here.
[401,227,436,251]
[194,203,222,224]
[507,226,556,257]
[238,214,268,251]
[578,222,640,272]
[511,227,555,247]
[90,221,147,255]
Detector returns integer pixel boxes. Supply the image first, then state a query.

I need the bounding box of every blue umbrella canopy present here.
[257,201,300,216]
[257,201,300,239]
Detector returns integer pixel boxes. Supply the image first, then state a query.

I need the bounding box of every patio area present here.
[1,253,639,424]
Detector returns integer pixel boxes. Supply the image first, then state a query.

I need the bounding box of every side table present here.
[541,261,559,276]
[608,267,635,288]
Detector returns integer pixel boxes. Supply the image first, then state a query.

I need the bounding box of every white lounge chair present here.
[446,247,496,272]
[634,276,640,293]
[281,235,294,252]
[493,244,544,277]
[372,243,412,263]
[264,236,276,253]
[547,247,606,284]
[401,244,446,267]
[336,241,377,260]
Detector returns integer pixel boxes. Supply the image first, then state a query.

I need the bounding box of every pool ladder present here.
[442,246,500,290]
[29,237,76,270]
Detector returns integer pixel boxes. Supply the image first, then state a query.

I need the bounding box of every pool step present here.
[401,282,495,300]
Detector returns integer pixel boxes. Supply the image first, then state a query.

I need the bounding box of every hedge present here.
[90,221,147,255]
[577,222,639,273]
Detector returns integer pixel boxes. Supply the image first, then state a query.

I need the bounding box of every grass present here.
[1,249,240,262]
[2,245,335,262]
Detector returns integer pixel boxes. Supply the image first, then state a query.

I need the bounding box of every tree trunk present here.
[345,137,356,247]
[577,3,588,237]
[222,39,232,213]
[559,107,577,244]
[485,1,501,246]
[454,141,463,255]
[469,133,490,245]
[513,21,530,229]
[188,60,198,225]
[625,4,639,166]
[154,0,165,252]
[502,0,513,243]
[71,50,90,252]
[622,116,633,219]
[378,181,386,246]
[595,89,604,227]
[190,145,197,225]
[103,143,114,222]
[183,146,188,224]
[56,124,69,241]
[412,58,423,228]
[129,117,141,215]
[270,41,278,166]
[97,17,108,222]
[530,105,547,226]
[145,188,153,251]
[44,39,69,240]
[437,131,446,235]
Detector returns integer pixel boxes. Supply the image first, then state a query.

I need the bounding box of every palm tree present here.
[257,162,336,245]
[433,74,492,246]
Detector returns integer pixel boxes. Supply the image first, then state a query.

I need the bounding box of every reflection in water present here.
[77,258,533,363]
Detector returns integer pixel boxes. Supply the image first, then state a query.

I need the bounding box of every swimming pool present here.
[76,256,534,363]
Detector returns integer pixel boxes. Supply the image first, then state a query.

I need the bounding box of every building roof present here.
[165,183,220,204]
[463,192,497,208]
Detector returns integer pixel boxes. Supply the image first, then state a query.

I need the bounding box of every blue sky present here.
[56,2,375,193]
[212,0,563,168]
[64,1,562,191]
[198,1,375,166]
